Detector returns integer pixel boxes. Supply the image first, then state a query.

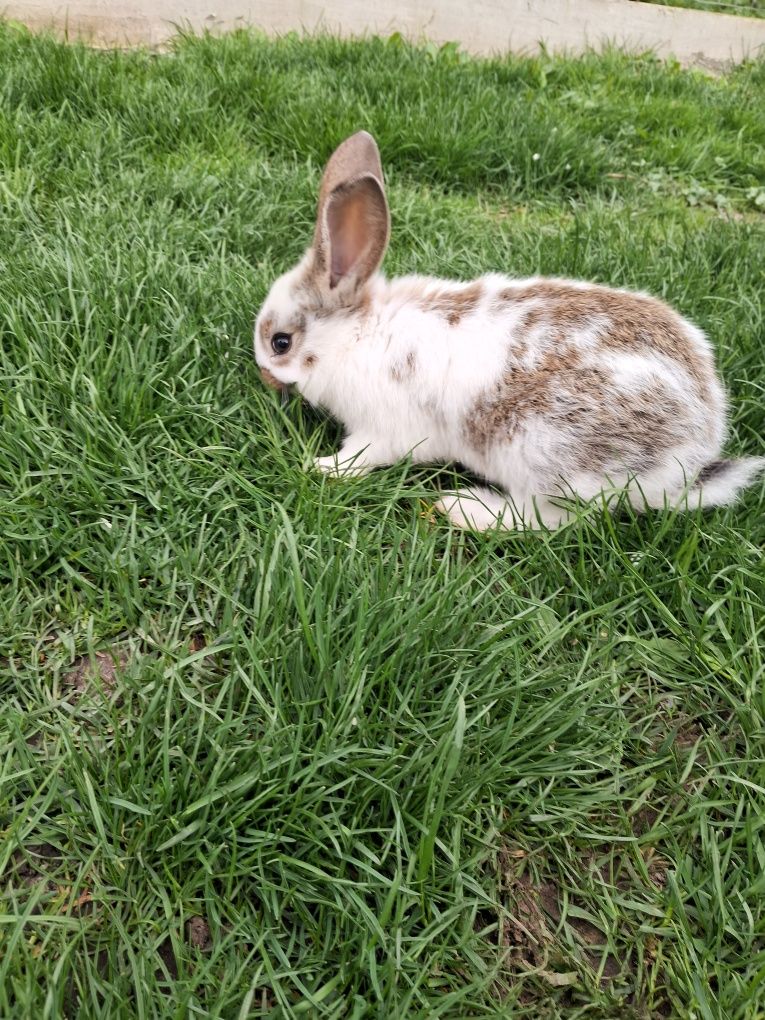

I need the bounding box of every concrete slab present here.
[3,0,765,67]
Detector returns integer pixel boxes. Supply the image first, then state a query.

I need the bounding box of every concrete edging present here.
[3,0,765,68]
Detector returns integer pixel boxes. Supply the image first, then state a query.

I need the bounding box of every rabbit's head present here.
[254,132,390,392]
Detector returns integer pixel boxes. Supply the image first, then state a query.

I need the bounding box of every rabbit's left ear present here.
[313,132,390,290]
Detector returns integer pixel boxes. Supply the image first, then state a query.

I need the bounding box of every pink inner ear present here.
[326,177,388,289]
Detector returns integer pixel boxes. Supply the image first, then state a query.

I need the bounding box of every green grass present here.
[641,0,765,19]
[1,22,764,1019]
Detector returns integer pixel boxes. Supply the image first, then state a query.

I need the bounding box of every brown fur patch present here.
[465,347,581,449]
[258,316,274,343]
[303,353,317,369]
[297,254,376,317]
[465,346,691,478]
[697,458,727,483]
[390,349,418,383]
[492,280,714,399]
[567,368,688,474]
[421,282,483,327]
[293,253,326,306]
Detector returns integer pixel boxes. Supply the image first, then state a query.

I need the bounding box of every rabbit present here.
[254,131,764,531]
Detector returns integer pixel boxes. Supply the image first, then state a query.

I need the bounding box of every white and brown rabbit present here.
[254,131,763,530]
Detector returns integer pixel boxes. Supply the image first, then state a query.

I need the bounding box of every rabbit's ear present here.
[313,132,390,289]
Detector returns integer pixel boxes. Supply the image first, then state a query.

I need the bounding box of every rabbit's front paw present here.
[312,437,380,478]
[313,454,344,476]
[313,453,372,478]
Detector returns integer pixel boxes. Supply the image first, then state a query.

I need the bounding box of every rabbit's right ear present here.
[312,132,390,290]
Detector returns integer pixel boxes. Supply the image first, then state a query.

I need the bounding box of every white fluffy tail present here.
[693,457,765,507]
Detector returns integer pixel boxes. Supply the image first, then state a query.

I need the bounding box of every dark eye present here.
[271,332,292,355]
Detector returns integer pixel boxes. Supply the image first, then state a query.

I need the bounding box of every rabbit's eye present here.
[271,332,292,355]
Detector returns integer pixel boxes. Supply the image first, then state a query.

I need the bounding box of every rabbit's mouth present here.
[260,366,287,391]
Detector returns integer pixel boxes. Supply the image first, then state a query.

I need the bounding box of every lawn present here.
[1,22,764,1019]
[641,0,765,19]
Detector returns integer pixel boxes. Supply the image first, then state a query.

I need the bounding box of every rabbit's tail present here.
[692,457,765,506]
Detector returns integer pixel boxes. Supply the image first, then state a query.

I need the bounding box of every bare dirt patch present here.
[62,649,129,701]
[486,842,629,998]
[6,842,61,901]
[187,915,213,952]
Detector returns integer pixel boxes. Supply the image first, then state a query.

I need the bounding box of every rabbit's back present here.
[374,273,726,486]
